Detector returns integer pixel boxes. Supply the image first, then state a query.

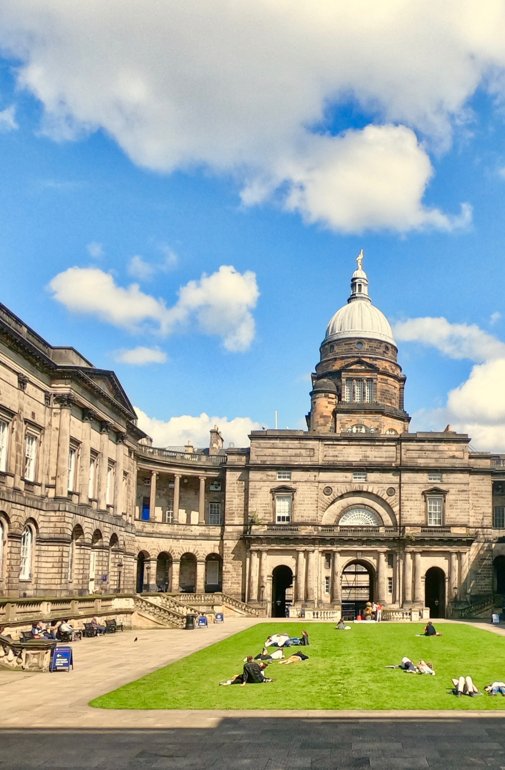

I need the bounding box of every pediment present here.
[340,358,380,374]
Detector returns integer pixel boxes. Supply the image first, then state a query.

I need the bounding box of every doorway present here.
[425,567,446,618]
[341,560,374,619]
[136,552,148,593]
[494,556,505,594]
[271,565,293,617]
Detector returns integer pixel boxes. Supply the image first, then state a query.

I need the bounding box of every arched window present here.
[0,519,5,577]
[339,507,383,527]
[20,525,34,580]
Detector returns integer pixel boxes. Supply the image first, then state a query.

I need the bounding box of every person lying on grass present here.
[386,656,418,672]
[253,647,284,661]
[452,676,480,697]
[417,660,436,675]
[484,681,505,695]
[278,651,309,665]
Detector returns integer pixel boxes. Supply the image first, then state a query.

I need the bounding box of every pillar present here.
[306,550,315,602]
[259,550,267,603]
[199,476,206,524]
[196,559,206,593]
[403,551,413,605]
[413,552,424,605]
[331,551,341,604]
[145,557,157,592]
[171,558,180,593]
[173,473,181,523]
[114,434,125,516]
[78,410,92,501]
[248,549,259,602]
[377,551,387,604]
[295,550,305,602]
[149,471,158,522]
[55,397,72,497]
[450,551,459,601]
[98,422,109,510]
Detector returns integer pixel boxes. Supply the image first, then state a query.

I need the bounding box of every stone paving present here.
[1,619,505,768]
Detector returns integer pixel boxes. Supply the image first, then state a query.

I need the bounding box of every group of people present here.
[387,657,436,675]
[219,630,310,686]
[30,619,75,641]
[357,602,383,622]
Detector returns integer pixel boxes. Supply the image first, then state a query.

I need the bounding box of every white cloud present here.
[48,264,259,351]
[400,315,505,450]
[87,241,104,259]
[3,2,504,231]
[159,245,178,270]
[490,311,502,325]
[128,255,155,281]
[0,104,17,131]
[114,346,167,365]
[394,316,505,362]
[135,407,260,448]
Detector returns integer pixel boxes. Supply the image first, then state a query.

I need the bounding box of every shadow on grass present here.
[2,718,505,769]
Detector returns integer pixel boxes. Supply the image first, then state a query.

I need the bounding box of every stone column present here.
[114,434,125,516]
[173,473,181,523]
[403,551,413,605]
[413,552,424,605]
[196,559,206,592]
[78,410,92,501]
[377,551,387,604]
[198,476,206,524]
[55,397,72,497]
[171,558,180,593]
[145,557,157,593]
[98,422,110,510]
[259,550,268,604]
[295,550,305,602]
[248,549,259,602]
[450,551,459,601]
[331,551,341,604]
[306,550,315,602]
[149,471,158,522]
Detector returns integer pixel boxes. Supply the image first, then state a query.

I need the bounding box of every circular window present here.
[386,487,396,497]
[323,486,333,496]
[355,341,364,350]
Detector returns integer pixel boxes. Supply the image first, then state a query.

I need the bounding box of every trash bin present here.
[185,614,196,630]
[492,613,500,625]
[215,612,224,623]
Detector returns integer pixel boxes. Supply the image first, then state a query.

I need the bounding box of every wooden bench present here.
[105,619,124,633]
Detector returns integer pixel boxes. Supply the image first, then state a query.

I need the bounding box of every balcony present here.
[137,446,225,467]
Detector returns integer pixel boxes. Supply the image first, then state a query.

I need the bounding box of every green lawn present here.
[91,622,505,711]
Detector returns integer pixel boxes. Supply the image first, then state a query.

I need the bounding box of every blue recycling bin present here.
[215,612,224,623]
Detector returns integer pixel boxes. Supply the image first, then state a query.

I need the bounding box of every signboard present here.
[50,646,74,672]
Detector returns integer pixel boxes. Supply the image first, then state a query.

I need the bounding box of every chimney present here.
[209,425,224,455]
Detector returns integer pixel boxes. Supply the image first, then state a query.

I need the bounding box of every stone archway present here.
[425,566,446,618]
[272,564,293,617]
[494,556,505,595]
[341,560,375,620]
[136,551,149,593]
[156,552,172,592]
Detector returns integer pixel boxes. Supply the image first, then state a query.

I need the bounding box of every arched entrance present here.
[205,554,222,592]
[271,565,293,617]
[156,552,172,592]
[425,567,446,618]
[494,556,505,594]
[180,553,197,592]
[341,560,374,620]
[136,551,149,593]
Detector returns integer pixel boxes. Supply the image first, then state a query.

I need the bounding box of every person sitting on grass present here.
[423,621,442,637]
[452,676,480,697]
[219,659,271,686]
[336,619,351,631]
[242,656,272,684]
[278,651,309,665]
[484,681,505,695]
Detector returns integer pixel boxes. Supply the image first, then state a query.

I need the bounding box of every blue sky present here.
[1,1,505,450]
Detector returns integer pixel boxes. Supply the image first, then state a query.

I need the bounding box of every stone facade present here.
[2,256,505,619]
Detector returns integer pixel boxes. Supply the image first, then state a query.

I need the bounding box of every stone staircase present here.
[175,592,261,616]
[450,593,495,619]
[134,595,186,628]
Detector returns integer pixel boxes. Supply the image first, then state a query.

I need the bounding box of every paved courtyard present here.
[2,619,505,769]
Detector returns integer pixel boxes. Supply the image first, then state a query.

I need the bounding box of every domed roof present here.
[312,377,337,393]
[325,251,395,346]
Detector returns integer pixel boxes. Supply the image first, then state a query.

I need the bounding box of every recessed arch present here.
[156,551,172,592]
[205,553,222,592]
[339,506,383,527]
[180,552,197,593]
[322,491,397,527]
[425,566,446,618]
[341,559,375,619]
[272,564,293,617]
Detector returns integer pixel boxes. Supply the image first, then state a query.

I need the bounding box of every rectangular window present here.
[324,553,331,569]
[106,462,115,506]
[88,454,98,499]
[493,506,505,528]
[324,575,330,594]
[0,418,8,472]
[387,577,393,594]
[275,494,292,524]
[352,471,367,482]
[68,444,78,492]
[206,560,220,585]
[209,502,222,525]
[24,432,38,482]
[141,496,150,521]
[428,471,443,482]
[427,496,443,526]
[277,470,291,481]
[343,378,374,403]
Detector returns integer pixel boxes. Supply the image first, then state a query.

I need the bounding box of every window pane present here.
[493,507,505,528]
[427,496,443,526]
[0,419,8,472]
[24,433,37,481]
[20,526,33,579]
[209,502,222,525]
[275,494,292,523]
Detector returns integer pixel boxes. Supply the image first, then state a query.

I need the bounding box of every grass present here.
[90,622,505,711]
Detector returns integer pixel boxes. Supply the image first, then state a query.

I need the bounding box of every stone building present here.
[2,254,505,621]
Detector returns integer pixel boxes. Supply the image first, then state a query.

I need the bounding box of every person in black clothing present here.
[241,656,271,685]
[423,621,441,636]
